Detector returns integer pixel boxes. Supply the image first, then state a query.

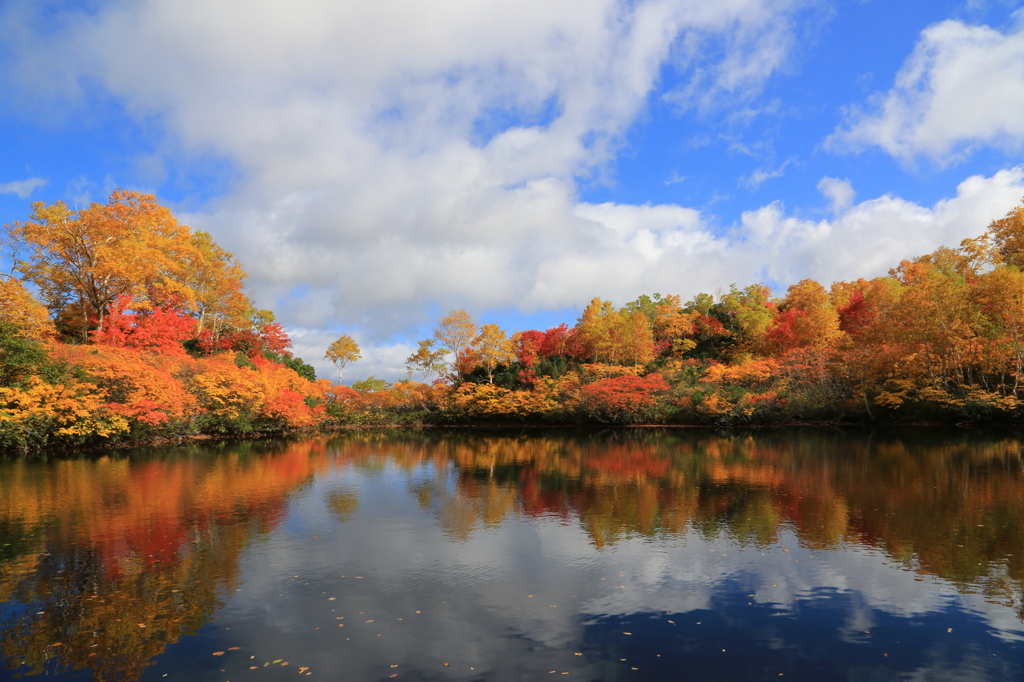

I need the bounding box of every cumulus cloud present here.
[567,168,1023,306]
[0,0,815,337]
[4,0,1024,379]
[828,19,1024,164]
[317,168,1024,382]
[817,176,854,213]
[0,177,46,198]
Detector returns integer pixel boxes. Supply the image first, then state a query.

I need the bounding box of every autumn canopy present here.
[4,190,1024,448]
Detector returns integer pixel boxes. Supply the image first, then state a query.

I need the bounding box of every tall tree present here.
[182,230,252,341]
[0,276,53,341]
[433,309,477,378]
[325,335,361,383]
[406,339,447,383]
[985,196,1024,269]
[7,190,198,340]
[473,323,514,383]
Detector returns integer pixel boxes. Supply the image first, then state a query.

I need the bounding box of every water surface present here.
[1,429,1023,681]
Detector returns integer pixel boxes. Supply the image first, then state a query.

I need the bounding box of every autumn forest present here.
[4,191,1024,449]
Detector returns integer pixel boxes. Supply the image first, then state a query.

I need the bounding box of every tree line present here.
[332,196,1024,425]
[3,190,1024,449]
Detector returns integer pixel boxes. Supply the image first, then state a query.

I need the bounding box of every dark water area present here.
[1,429,1023,681]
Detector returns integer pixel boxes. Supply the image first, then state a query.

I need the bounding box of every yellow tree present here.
[767,279,842,353]
[575,298,620,362]
[0,277,53,340]
[8,190,198,339]
[433,309,478,379]
[718,284,778,357]
[985,196,1024,269]
[575,299,655,366]
[406,339,447,383]
[325,335,361,383]
[473,323,514,383]
[182,231,252,339]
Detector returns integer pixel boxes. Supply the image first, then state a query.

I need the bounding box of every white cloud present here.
[741,157,795,189]
[828,19,1024,164]
[0,177,46,198]
[1,0,815,338]
[292,167,1024,381]
[817,176,855,213]
[5,0,1024,377]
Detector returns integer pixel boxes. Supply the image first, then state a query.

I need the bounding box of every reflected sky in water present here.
[1,429,1023,681]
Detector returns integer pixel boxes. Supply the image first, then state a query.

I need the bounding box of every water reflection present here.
[0,441,329,680]
[1,429,1023,681]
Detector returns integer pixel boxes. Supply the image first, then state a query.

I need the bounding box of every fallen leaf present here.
[213,652,225,656]
[299,667,308,673]
[228,647,240,651]
[50,643,63,647]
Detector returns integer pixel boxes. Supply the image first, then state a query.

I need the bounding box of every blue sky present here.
[2,0,1024,381]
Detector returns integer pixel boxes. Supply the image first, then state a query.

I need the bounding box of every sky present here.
[2,0,1024,382]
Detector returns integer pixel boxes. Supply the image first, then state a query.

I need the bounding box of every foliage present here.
[579,373,670,423]
[406,339,448,383]
[0,377,129,449]
[0,277,54,340]
[325,334,361,382]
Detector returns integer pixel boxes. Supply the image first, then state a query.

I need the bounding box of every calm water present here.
[1,429,1023,682]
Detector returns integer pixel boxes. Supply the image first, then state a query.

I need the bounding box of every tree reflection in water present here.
[0,429,1022,681]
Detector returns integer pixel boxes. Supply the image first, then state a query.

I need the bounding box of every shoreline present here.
[3,418,1016,456]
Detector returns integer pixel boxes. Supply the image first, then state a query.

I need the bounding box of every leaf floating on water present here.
[272,660,282,664]
[51,643,63,647]
[574,653,582,656]
[443,663,450,667]
[623,632,632,635]
[228,647,240,651]
[213,652,225,656]
[299,667,308,674]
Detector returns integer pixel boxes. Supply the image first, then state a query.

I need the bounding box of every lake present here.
[1,429,1023,681]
